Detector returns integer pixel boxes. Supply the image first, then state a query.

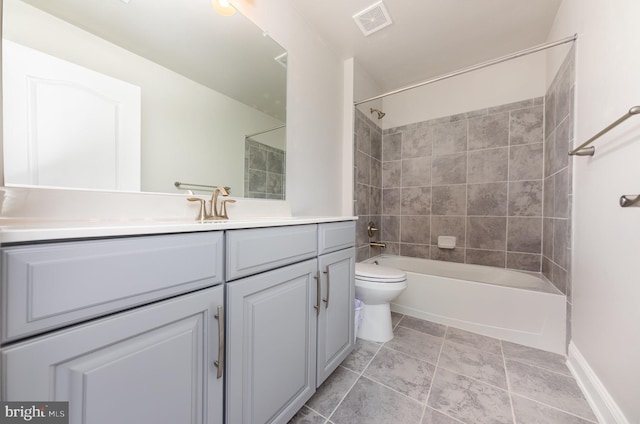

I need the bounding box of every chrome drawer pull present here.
[322,268,330,309]
[214,305,225,379]
[314,271,321,315]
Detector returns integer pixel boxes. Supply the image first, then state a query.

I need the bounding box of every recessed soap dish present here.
[437,236,456,249]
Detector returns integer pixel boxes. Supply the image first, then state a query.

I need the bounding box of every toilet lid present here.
[355,263,407,282]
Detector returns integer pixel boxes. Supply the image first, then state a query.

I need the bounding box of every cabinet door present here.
[1,286,224,424]
[226,260,317,424]
[317,248,355,386]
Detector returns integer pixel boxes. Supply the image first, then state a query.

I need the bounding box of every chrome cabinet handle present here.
[322,268,330,309]
[314,271,321,315]
[214,305,225,379]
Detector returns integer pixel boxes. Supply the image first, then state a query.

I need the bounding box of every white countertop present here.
[0,216,357,244]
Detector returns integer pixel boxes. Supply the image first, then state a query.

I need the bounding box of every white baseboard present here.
[567,342,630,424]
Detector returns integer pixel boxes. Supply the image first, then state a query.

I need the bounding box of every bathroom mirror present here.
[2,0,287,199]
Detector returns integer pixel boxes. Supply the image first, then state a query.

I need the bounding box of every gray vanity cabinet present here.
[316,247,355,385]
[225,225,319,424]
[225,259,318,424]
[225,222,356,424]
[1,285,225,424]
[316,222,355,386]
[0,231,225,424]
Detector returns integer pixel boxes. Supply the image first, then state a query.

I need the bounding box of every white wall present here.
[341,58,355,216]
[234,0,346,216]
[548,1,640,422]
[0,0,347,218]
[3,0,283,196]
[379,53,547,129]
[353,60,385,132]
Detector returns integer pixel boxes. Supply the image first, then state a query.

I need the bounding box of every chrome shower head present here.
[370,108,385,119]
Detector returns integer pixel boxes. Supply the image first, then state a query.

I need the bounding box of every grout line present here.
[506,351,597,422]
[381,342,440,368]
[399,131,404,253]
[324,339,386,421]
[301,405,330,421]
[394,323,446,339]
[505,356,573,378]
[322,365,368,422]
[435,361,512,395]
[505,117,512,267]
[509,392,599,424]
[358,342,385,377]
[442,337,502,357]
[501,341,518,424]
[463,120,469,264]
[393,313,404,330]
[357,374,427,406]
[419,324,448,423]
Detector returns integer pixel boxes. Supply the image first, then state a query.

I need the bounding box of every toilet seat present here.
[355,263,406,283]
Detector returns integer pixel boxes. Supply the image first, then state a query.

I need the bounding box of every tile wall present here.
[376,97,546,272]
[543,46,575,343]
[353,48,576,349]
[353,109,383,261]
[353,49,575,278]
[244,139,286,199]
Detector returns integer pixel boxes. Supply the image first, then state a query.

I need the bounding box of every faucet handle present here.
[220,199,236,219]
[187,197,207,221]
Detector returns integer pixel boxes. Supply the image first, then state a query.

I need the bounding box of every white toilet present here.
[355,262,407,343]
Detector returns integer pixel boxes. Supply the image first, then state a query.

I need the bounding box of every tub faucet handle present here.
[367,222,379,238]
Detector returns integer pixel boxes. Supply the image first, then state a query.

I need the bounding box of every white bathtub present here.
[365,255,566,354]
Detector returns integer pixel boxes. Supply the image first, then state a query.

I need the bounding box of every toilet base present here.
[356,303,394,343]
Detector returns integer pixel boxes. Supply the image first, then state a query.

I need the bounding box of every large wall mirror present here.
[2,0,287,199]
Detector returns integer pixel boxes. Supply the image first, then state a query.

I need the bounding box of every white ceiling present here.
[292,0,563,97]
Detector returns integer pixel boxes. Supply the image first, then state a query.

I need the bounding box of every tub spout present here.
[369,241,386,248]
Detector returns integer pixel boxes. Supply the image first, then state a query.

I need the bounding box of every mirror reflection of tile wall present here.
[244,139,286,199]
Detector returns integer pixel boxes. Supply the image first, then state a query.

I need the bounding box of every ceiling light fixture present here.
[212,0,236,16]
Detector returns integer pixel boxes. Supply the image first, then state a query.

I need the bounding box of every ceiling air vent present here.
[353,1,392,36]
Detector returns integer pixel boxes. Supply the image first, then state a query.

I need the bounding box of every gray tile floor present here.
[290,313,598,424]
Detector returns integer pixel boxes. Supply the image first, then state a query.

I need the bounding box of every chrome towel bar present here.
[569,106,640,156]
[175,181,230,193]
[620,195,640,208]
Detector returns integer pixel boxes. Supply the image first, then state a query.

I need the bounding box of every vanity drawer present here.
[318,221,356,255]
[226,225,317,280]
[1,231,223,343]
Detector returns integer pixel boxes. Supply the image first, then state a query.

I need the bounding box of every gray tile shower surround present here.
[289,313,597,424]
[376,97,547,272]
